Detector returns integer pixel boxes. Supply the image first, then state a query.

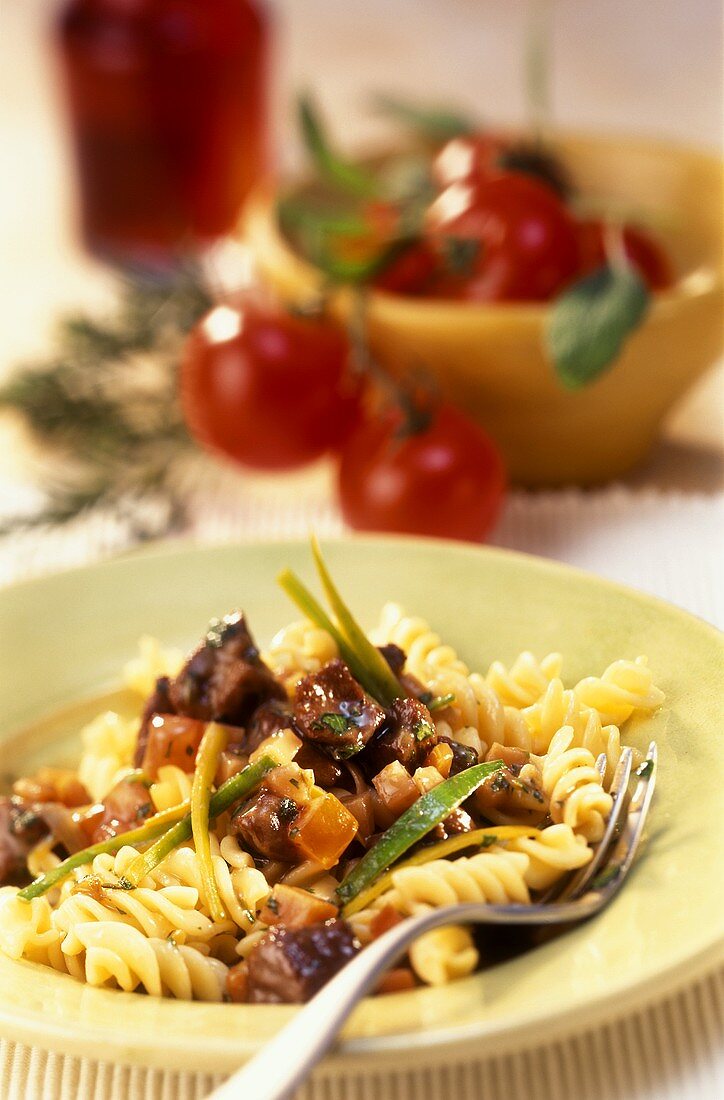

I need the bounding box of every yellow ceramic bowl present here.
[242,134,724,487]
[0,538,723,1078]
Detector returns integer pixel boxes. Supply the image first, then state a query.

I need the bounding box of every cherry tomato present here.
[433,134,571,200]
[425,173,580,302]
[181,299,360,471]
[576,219,674,291]
[337,402,506,542]
[432,133,509,189]
[372,241,439,295]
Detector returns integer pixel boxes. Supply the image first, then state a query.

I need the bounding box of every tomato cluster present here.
[367,132,672,301]
[181,297,506,543]
[181,130,672,540]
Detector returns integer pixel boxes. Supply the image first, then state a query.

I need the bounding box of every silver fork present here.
[210,742,656,1100]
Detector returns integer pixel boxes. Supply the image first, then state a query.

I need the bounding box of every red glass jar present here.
[56,0,269,269]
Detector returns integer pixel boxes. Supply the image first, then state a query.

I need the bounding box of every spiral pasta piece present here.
[150,765,193,812]
[386,849,531,913]
[409,925,479,986]
[573,656,665,726]
[539,727,613,842]
[0,888,63,964]
[520,679,622,781]
[70,922,228,1000]
[122,635,184,698]
[77,710,139,801]
[507,823,592,891]
[263,619,338,696]
[370,603,469,681]
[486,652,563,708]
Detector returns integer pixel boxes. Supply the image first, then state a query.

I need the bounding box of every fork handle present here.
[208,911,442,1100]
[208,900,598,1100]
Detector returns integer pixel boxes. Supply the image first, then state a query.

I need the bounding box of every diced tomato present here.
[424,742,454,778]
[141,714,207,779]
[226,960,249,1003]
[376,967,417,994]
[258,884,339,929]
[370,904,405,940]
[291,792,359,869]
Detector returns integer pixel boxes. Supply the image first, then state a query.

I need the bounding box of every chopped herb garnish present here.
[428,693,455,712]
[418,691,433,706]
[636,760,654,779]
[205,614,239,649]
[311,712,355,735]
[278,798,300,823]
[414,718,436,741]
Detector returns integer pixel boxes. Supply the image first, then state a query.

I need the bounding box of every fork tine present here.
[562,746,633,901]
[538,748,631,904]
[587,741,658,898]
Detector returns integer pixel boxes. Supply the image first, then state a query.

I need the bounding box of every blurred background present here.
[0,0,722,595]
[2,0,722,360]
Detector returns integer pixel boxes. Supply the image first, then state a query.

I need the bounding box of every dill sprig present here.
[0,268,212,537]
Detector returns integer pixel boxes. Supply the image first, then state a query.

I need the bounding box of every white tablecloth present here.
[0,485,722,1100]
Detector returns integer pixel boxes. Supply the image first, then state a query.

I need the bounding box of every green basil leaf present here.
[298,95,380,199]
[371,94,476,142]
[547,265,650,390]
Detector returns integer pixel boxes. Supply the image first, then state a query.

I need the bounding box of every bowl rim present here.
[243,128,724,321]
[0,534,723,1072]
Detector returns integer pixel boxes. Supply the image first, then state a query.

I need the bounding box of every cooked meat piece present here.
[439,737,480,776]
[246,919,359,1003]
[13,768,90,808]
[170,612,284,724]
[363,696,437,775]
[230,764,310,861]
[245,698,293,754]
[470,743,548,826]
[134,675,175,767]
[377,643,406,677]
[294,660,386,760]
[294,742,343,788]
[378,643,429,699]
[83,775,155,845]
[485,742,530,775]
[428,807,476,844]
[258,884,339,930]
[0,796,48,886]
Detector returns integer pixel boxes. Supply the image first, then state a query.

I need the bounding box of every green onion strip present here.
[19,756,278,901]
[190,722,228,923]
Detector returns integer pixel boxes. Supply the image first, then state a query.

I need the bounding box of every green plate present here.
[0,537,722,1075]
